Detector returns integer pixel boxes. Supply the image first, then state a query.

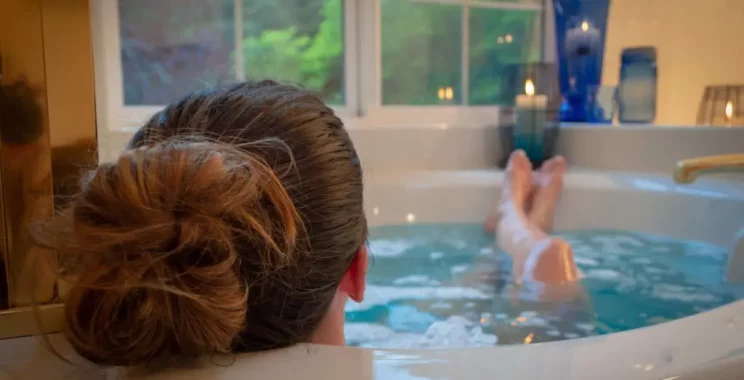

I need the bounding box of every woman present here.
[39,81,368,366]
[39,81,582,366]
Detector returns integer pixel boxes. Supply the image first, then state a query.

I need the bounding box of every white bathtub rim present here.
[363,169,744,201]
[110,298,744,379]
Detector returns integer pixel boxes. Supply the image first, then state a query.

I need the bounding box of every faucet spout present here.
[674,154,744,184]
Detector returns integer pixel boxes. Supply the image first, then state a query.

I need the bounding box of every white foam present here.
[431,302,452,310]
[630,257,653,265]
[387,305,437,331]
[546,330,561,337]
[430,251,445,260]
[651,284,720,303]
[393,275,431,286]
[368,239,416,257]
[346,285,490,312]
[574,257,599,266]
[449,240,468,250]
[644,267,666,275]
[347,317,498,349]
[584,269,625,281]
[564,332,580,339]
[685,242,726,259]
[570,244,594,256]
[590,237,634,255]
[574,323,594,332]
[479,247,495,256]
[615,235,645,247]
[450,265,469,275]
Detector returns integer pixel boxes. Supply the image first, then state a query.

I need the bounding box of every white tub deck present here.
[366,169,744,249]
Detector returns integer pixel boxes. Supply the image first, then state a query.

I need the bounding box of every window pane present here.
[241,0,345,104]
[381,1,462,105]
[477,0,540,3]
[119,0,235,105]
[118,0,344,106]
[468,7,539,105]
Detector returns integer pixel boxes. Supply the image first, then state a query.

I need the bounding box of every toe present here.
[552,156,567,173]
[508,150,532,173]
[505,150,533,204]
[541,155,566,174]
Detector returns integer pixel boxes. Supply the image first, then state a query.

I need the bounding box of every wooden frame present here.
[0,0,97,339]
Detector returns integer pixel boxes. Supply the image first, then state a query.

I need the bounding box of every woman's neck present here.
[309,292,347,346]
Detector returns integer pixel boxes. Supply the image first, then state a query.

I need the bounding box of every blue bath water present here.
[344,223,744,348]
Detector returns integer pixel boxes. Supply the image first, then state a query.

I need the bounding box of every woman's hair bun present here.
[46,139,301,366]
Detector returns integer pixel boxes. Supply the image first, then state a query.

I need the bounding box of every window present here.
[468,6,540,105]
[380,2,462,105]
[118,0,345,105]
[380,0,540,106]
[92,0,545,130]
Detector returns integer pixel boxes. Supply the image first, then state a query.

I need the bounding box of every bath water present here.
[345,223,744,348]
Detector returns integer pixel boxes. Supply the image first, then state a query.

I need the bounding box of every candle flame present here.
[581,21,589,32]
[445,86,454,100]
[523,333,534,344]
[725,101,734,120]
[525,79,535,96]
[437,87,445,100]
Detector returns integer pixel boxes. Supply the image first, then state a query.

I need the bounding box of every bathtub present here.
[116,168,744,380]
[3,168,744,380]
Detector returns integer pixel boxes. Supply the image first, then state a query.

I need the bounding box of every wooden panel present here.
[0,0,97,338]
[40,0,98,301]
[0,0,57,309]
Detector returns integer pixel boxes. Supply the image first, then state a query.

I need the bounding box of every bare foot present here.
[501,150,533,210]
[484,151,532,234]
[491,154,579,286]
[496,151,539,278]
[528,156,566,232]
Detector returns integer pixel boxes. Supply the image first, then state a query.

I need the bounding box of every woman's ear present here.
[340,245,368,303]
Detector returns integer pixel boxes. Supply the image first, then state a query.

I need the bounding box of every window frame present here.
[360,0,545,125]
[92,0,546,132]
[92,0,360,131]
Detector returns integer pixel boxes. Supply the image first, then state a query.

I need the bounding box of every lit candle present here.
[725,100,734,126]
[515,79,548,108]
[566,20,601,57]
[514,79,548,163]
[437,86,455,104]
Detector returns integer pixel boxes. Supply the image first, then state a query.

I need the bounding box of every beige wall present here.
[602,0,744,125]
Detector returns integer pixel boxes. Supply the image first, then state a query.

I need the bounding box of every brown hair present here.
[37,81,366,366]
